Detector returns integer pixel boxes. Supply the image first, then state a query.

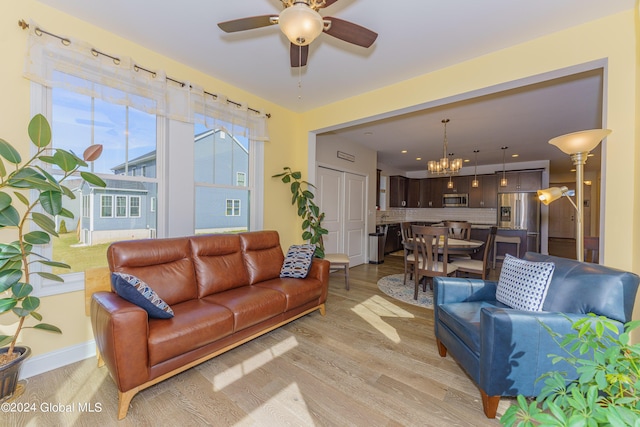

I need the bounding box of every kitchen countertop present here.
[376,220,497,228]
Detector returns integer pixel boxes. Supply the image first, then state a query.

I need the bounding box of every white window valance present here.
[22,20,269,142]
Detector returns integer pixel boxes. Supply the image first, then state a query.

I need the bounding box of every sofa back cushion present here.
[107,237,197,306]
[524,252,639,323]
[240,230,285,284]
[190,234,250,297]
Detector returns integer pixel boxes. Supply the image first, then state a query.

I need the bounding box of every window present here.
[130,196,141,217]
[194,125,251,234]
[82,195,90,218]
[226,199,241,216]
[150,197,156,212]
[101,195,113,218]
[48,86,158,277]
[115,196,127,218]
[237,172,246,187]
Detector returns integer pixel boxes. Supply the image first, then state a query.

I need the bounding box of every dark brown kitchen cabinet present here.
[389,176,407,207]
[443,175,469,194]
[469,174,498,208]
[498,170,542,192]
[407,178,422,207]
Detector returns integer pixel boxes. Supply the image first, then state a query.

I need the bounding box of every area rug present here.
[377,274,433,309]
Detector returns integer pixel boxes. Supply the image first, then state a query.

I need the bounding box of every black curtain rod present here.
[19,19,271,118]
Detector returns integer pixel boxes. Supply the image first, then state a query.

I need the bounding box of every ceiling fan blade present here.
[324,17,378,48]
[217,15,277,33]
[319,0,340,7]
[290,44,309,67]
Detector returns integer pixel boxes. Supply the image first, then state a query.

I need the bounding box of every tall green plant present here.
[272,167,328,258]
[501,314,640,427]
[0,114,106,363]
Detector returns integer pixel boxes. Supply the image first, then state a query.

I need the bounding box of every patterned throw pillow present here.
[280,244,316,279]
[496,254,555,311]
[111,272,174,319]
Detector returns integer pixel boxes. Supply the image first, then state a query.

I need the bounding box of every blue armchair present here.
[433,252,639,418]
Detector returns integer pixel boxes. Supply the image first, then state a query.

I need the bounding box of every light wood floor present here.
[7,256,512,426]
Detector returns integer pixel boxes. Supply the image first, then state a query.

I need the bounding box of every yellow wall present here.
[1,2,638,358]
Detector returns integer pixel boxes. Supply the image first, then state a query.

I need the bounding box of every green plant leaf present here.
[52,150,79,172]
[39,190,63,216]
[12,282,33,299]
[35,272,65,282]
[0,192,12,210]
[23,231,51,245]
[32,323,62,334]
[13,191,30,206]
[0,297,17,313]
[60,184,75,199]
[291,171,301,180]
[80,171,106,187]
[0,204,20,227]
[0,158,6,178]
[7,167,52,190]
[37,260,70,269]
[28,113,52,148]
[31,212,58,236]
[0,138,22,164]
[37,155,57,164]
[21,295,40,312]
[30,311,42,321]
[58,207,74,219]
[0,335,13,347]
[0,269,22,292]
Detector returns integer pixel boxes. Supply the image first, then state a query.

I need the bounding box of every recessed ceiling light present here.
[570,168,576,172]
[416,157,422,161]
[464,159,470,163]
[511,154,519,158]
[401,150,407,153]
[364,131,373,136]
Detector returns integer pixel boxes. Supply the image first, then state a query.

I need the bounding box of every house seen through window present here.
[50,87,158,274]
[194,123,250,234]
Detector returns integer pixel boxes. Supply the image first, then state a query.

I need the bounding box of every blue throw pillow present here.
[496,254,555,311]
[111,272,174,319]
[280,244,316,279]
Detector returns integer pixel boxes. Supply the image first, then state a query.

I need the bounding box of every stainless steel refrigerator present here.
[497,192,541,252]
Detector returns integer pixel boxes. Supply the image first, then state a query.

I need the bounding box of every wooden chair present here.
[584,236,599,263]
[400,222,415,285]
[451,226,497,280]
[492,234,521,268]
[411,225,458,300]
[324,253,350,290]
[444,221,472,260]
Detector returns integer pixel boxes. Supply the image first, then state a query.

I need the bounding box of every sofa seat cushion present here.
[148,299,234,366]
[255,276,323,311]
[437,300,509,356]
[203,286,287,332]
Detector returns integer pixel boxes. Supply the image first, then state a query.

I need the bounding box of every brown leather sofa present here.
[90,230,329,419]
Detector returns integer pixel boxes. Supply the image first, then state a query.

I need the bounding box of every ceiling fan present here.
[217,0,378,67]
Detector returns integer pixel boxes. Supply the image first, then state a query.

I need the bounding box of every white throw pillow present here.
[496,254,555,311]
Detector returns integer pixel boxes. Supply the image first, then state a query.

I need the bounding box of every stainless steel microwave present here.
[443,193,468,207]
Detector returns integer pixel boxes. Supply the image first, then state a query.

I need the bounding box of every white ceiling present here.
[36,0,633,176]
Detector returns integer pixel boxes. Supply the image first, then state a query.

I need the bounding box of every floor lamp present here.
[537,129,611,262]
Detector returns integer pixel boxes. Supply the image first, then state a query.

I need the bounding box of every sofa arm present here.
[309,258,330,303]
[479,308,621,397]
[434,277,498,305]
[91,292,150,392]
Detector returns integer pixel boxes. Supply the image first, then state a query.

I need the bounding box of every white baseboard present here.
[19,340,96,380]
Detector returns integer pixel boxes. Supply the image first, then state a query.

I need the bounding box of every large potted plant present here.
[501,314,640,426]
[0,114,105,399]
[272,167,328,258]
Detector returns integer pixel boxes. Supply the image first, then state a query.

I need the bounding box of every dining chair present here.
[584,236,599,263]
[411,225,458,300]
[444,220,472,260]
[400,222,415,285]
[450,226,497,280]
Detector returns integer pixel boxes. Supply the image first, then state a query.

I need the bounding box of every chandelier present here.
[428,119,462,175]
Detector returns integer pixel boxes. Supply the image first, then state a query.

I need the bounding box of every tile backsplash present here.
[377,208,497,225]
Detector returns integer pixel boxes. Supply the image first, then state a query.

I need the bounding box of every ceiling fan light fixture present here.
[279,3,324,46]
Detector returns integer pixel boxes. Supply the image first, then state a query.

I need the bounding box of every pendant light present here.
[500,146,508,187]
[471,149,479,188]
[428,119,462,175]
